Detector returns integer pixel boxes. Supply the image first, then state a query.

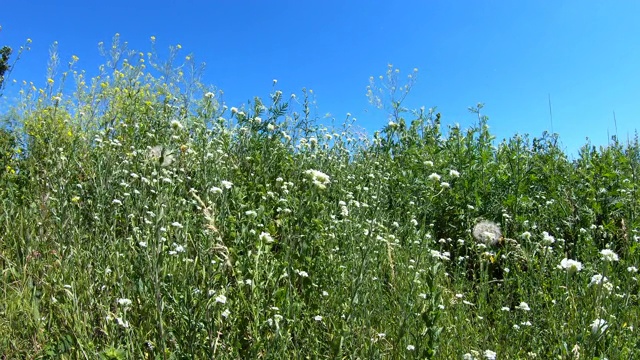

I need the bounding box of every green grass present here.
[1,35,639,359]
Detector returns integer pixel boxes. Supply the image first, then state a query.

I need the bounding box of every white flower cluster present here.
[305,169,331,189]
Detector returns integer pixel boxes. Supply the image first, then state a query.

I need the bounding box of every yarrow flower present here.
[221,180,233,189]
[515,302,530,311]
[472,220,502,246]
[483,349,497,360]
[305,169,331,189]
[558,258,583,273]
[259,232,274,243]
[428,173,441,182]
[600,249,619,262]
[117,298,132,307]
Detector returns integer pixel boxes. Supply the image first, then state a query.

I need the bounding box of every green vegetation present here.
[1,35,639,359]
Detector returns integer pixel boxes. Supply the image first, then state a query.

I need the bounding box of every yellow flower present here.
[47,78,54,85]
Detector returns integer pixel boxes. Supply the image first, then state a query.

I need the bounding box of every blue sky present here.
[2,1,639,155]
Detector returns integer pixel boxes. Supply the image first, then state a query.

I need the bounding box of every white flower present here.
[589,274,609,286]
[472,220,502,246]
[628,266,638,273]
[112,199,122,205]
[542,231,555,244]
[558,258,583,273]
[115,317,130,328]
[410,218,418,226]
[171,222,183,229]
[296,270,309,278]
[259,232,274,243]
[221,180,233,189]
[204,92,214,98]
[483,349,497,360]
[463,354,477,360]
[407,345,415,351]
[440,182,450,188]
[221,309,231,318]
[449,169,460,177]
[170,119,183,130]
[210,186,223,194]
[245,210,257,217]
[428,173,441,182]
[304,169,331,189]
[117,298,132,307]
[515,302,530,311]
[313,315,323,321]
[215,294,227,304]
[590,318,608,334]
[600,249,619,262]
[139,241,147,248]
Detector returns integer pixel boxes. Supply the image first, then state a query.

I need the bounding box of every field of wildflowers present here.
[1,36,639,359]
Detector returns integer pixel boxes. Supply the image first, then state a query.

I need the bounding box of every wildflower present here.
[628,266,638,273]
[589,274,609,286]
[112,199,122,205]
[590,318,608,334]
[245,210,257,217]
[542,231,555,244]
[424,160,434,167]
[521,231,532,240]
[115,317,130,328]
[472,220,502,246]
[259,232,274,243]
[410,218,418,226]
[210,186,222,194]
[215,294,227,304]
[440,182,450,188]
[428,173,441,182]
[515,302,530,311]
[117,298,132,307]
[449,169,460,177]
[221,309,231,318]
[483,350,497,360]
[407,345,415,351]
[558,258,583,273]
[304,169,331,189]
[139,241,147,248]
[463,354,477,360]
[314,315,323,321]
[204,92,214,98]
[600,249,619,262]
[170,119,183,130]
[296,270,309,278]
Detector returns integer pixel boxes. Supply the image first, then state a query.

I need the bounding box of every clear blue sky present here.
[2,1,639,155]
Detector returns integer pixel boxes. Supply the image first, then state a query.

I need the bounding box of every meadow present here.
[1,36,639,359]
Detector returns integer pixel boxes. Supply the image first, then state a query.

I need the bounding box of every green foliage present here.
[0,39,639,359]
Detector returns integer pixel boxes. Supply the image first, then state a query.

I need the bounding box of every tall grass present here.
[1,35,639,359]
